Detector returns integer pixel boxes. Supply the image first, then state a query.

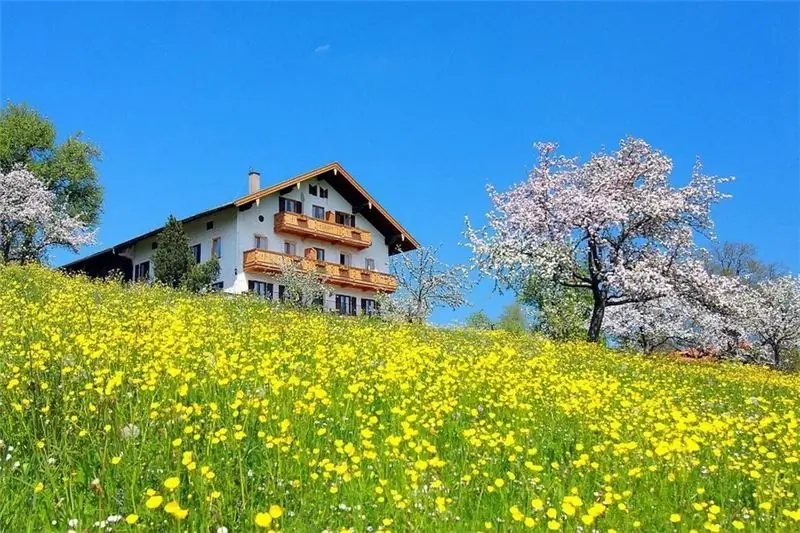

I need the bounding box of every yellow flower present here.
[255,512,272,528]
[268,505,284,519]
[33,482,44,494]
[145,495,163,509]
[111,456,121,465]
[494,478,505,488]
[732,520,745,530]
[671,514,681,523]
[163,477,180,490]
[531,498,544,511]
[125,514,138,525]
[547,520,561,530]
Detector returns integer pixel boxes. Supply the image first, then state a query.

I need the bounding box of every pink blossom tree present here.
[0,166,96,263]
[466,137,731,342]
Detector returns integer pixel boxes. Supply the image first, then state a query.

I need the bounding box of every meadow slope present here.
[0,266,798,532]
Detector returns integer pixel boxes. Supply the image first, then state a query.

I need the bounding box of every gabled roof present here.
[61,162,418,270]
[236,162,419,254]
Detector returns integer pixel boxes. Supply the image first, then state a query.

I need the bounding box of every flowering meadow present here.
[1,266,799,532]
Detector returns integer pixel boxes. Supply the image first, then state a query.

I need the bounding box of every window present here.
[284,241,296,256]
[365,258,375,271]
[308,184,318,196]
[312,205,325,219]
[151,241,158,250]
[211,237,221,259]
[320,187,329,199]
[314,248,325,261]
[335,211,355,227]
[278,285,287,301]
[206,221,214,230]
[134,261,150,282]
[248,280,273,299]
[278,197,303,214]
[361,298,379,317]
[335,294,357,316]
[254,235,268,250]
[190,244,201,263]
[211,282,224,292]
[339,253,351,266]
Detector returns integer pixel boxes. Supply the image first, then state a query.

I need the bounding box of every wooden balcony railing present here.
[274,212,371,249]
[243,249,398,293]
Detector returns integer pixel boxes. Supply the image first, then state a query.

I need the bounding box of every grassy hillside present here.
[1,265,798,532]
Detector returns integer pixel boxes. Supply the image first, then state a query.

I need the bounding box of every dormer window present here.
[319,187,329,199]
[309,184,318,196]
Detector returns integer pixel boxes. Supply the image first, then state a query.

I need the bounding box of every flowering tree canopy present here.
[466,137,731,341]
[389,246,474,323]
[745,276,800,366]
[277,259,328,308]
[0,166,95,263]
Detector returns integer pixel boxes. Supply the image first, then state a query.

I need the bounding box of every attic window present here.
[309,184,318,196]
[151,242,158,250]
[319,187,329,199]
[206,221,214,230]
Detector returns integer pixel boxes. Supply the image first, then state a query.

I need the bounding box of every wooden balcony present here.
[243,249,398,293]
[274,212,371,249]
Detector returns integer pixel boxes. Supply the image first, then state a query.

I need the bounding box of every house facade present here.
[63,163,419,315]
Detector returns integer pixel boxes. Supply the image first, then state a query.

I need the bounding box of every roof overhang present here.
[235,162,419,255]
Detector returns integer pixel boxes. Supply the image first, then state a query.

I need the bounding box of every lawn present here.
[0,265,798,531]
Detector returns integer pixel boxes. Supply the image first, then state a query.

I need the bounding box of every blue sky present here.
[2,3,798,324]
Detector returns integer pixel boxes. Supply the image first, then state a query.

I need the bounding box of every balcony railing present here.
[274,212,371,249]
[243,249,398,293]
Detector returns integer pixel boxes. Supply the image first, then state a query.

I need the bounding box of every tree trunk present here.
[587,292,605,342]
[770,342,781,367]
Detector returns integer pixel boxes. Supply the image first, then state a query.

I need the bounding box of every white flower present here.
[120,423,140,439]
[216,527,229,533]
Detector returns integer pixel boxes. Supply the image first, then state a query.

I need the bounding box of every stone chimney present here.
[248,169,261,194]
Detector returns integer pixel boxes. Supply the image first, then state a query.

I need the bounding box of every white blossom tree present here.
[389,245,474,323]
[276,259,329,308]
[0,166,95,263]
[466,137,731,341]
[744,276,800,366]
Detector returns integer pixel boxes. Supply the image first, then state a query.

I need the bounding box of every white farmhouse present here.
[63,162,419,315]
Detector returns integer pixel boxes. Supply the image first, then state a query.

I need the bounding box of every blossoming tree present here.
[388,245,474,323]
[0,166,95,263]
[466,137,730,341]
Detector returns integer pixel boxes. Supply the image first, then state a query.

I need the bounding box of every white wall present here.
[235,180,391,271]
[240,271,380,313]
[127,208,238,288]
[124,177,395,308]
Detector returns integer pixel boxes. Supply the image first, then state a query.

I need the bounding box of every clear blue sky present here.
[2,3,798,324]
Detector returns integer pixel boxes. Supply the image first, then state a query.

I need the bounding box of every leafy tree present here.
[496,302,528,333]
[465,310,493,330]
[704,241,783,284]
[0,102,102,226]
[181,257,220,293]
[153,216,195,288]
[1,167,96,263]
[152,215,219,292]
[521,276,592,341]
[467,137,730,342]
[390,245,474,323]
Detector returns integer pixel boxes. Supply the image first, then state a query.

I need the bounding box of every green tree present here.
[0,102,102,225]
[497,302,528,333]
[521,277,592,341]
[153,216,195,288]
[152,215,220,292]
[181,257,220,293]
[465,310,493,330]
